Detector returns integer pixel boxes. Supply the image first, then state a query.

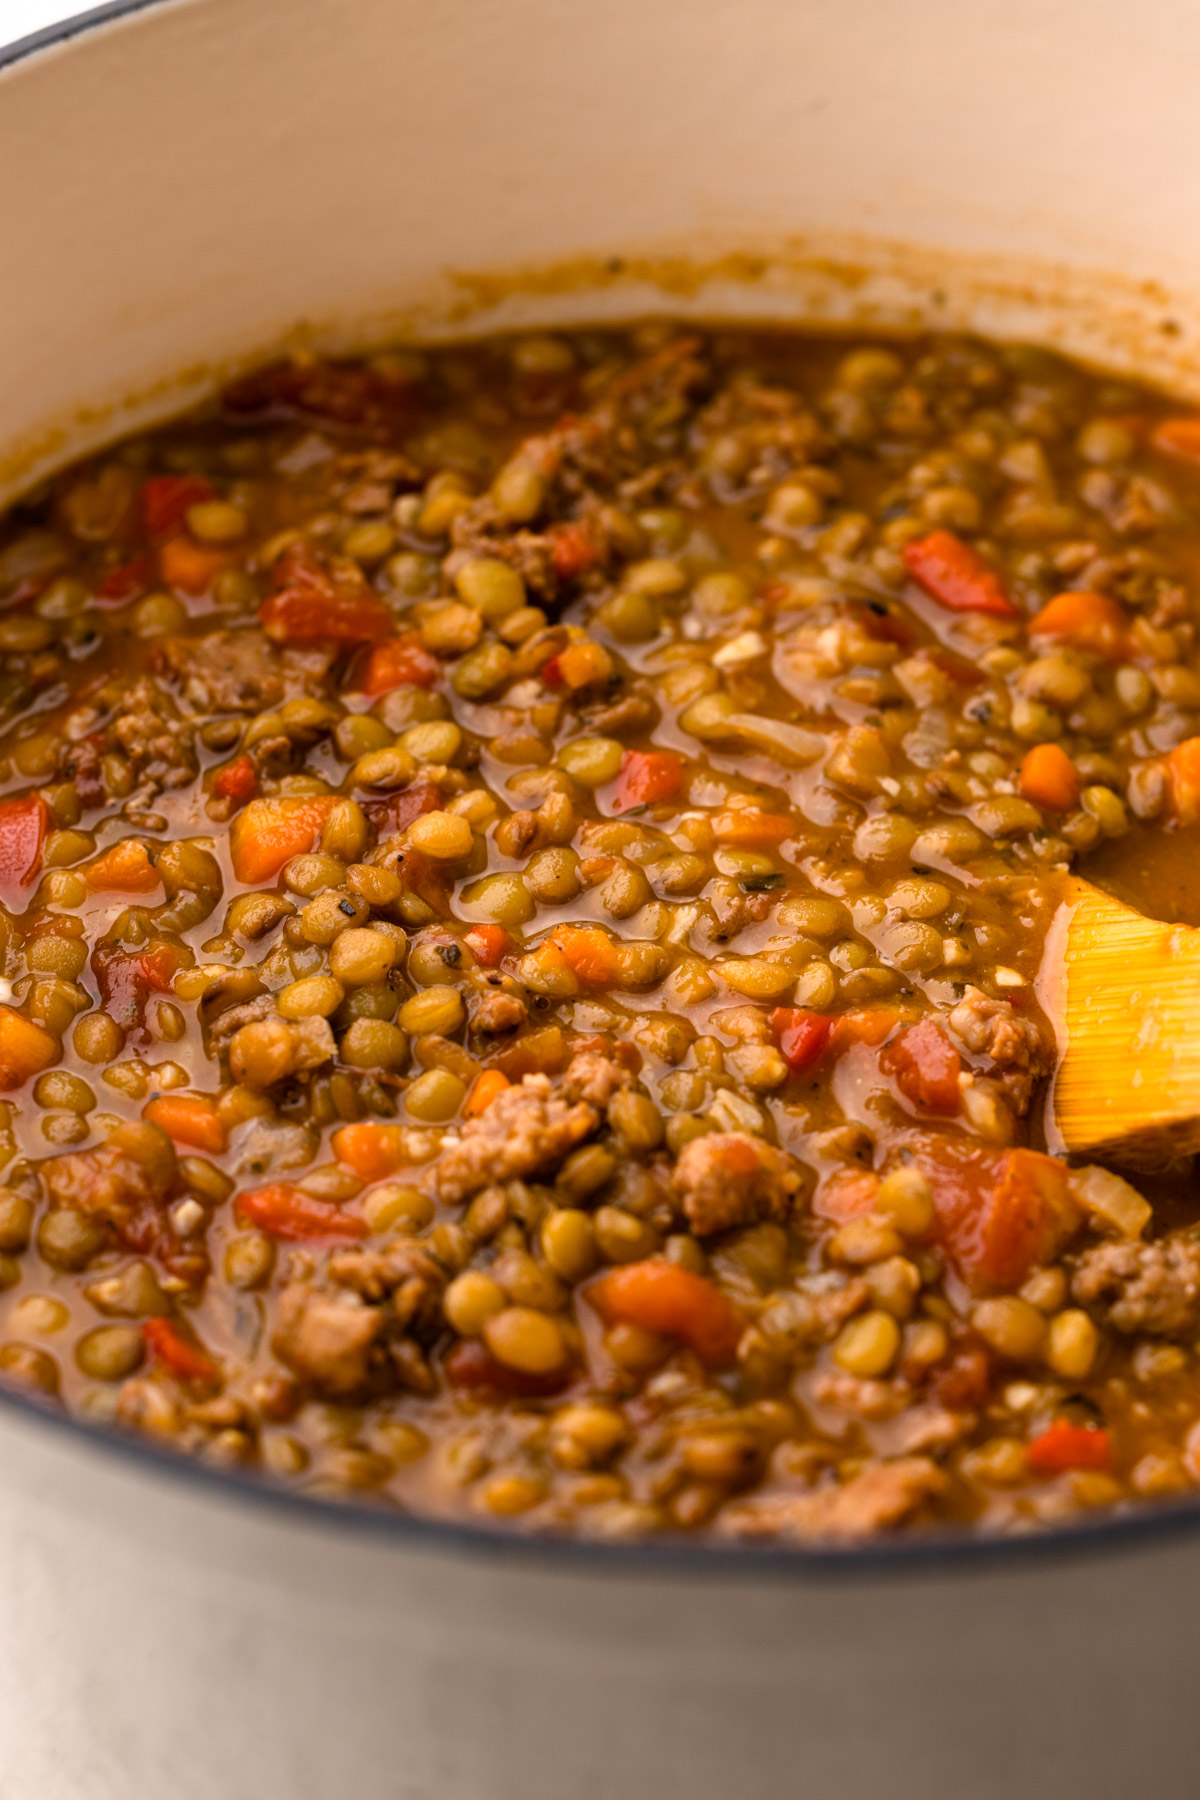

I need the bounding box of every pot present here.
[3,2,1200,1795]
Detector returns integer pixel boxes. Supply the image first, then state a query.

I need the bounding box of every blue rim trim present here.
[4,0,1200,1582]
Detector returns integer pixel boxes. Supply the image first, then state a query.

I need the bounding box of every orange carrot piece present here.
[159,535,227,595]
[464,924,511,968]
[143,1093,227,1155]
[1151,417,1200,461]
[1164,736,1200,825]
[589,1260,745,1365]
[359,634,440,695]
[85,838,162,894]
[229,795,336,885]
[711,809,792,848]
[464,1069,510,1118]
[142,1317,219,1386]
[0,1007,57,1090]
[332,1122,409,1182]
[1028,591,1131,660]
[548,923,621,987]
[902,531,1018,619]
[1019,743,1081,812]
[237,1181,367,1242]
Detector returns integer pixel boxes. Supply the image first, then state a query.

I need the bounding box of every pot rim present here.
[4,0,1200,1583]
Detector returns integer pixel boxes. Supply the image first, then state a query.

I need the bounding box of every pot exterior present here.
[1,1403,1198,1800]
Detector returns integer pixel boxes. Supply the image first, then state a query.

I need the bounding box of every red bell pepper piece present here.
[1028,1419,1113,1477]
[0,794,49,909]
[142,1317,219,1386]
[260,545,394,644]
[769,1007,834,1074]
[881,1019,962,1115]
[358,633,440,695]
[211,754,258,805]
[236,1181,367,1242]
[902,531,1018,619]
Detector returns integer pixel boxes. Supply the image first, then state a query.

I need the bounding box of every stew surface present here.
[2,324,1200,1541]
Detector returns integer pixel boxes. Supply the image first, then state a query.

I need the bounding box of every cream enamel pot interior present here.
[4,2,1200,1796]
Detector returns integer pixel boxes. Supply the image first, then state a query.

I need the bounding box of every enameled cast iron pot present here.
[4,3,1200,1794]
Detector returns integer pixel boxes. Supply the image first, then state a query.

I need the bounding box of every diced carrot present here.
[550,520,600,581]
[85,838,162,894]
[1151,417,1200,461]
[547,923,621,987]
[464,1070,511,1118]
[0,794,49,908]
[359,633,440,695]
[613,749,684,813]
[712,809,792,848]
[555,639,613,690]
[229,795,336,885]
[768,1007,833,1073]
[902,531,1018,619]
[331,1122,409,1182]
[881,1020,962,1115]
[829,1007,906,1051]
[142,1317,219,1386]
[260,543,393,644]
[143,1093,227,1155]
[236,1181,367,1242]
[138,474,214,538]
[1028,591,1131,660]
[589,1259,745,1365]
[1164,736,1200,826]
[159,535,228,595]
[1018,743,1081,812]
[1027,1418,1112,1476]
[0,1006,57,1090]
[211,754,258,805]
[464,924,512,968]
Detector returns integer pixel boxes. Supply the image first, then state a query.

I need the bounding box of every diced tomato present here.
[95,554,154,605]
[444,1338,571,1397]
[899,1132,1071,1292]
[0,1006,58,1091]
[260,544,394,645]
[138,474,215,539]
[143,1093,227,1155]
[1028,591,1131,660]
[613,749,684,813]
[464,923,512,968]
[541,652,564,686]
[90,940,186,1035]
[0,794,49,909]
[142,1317,219,1386]
[229,795,336,885]
[1028,1419,1113,1476]
[812,1167,880,1225]
[331,1122,409,1182]
[236,1182,367,1242]
[211,754,258,806]
[358,633,440,695]
[769,1007,833,1074]
[588,1260,745,1365]
[881,1020,962,1115]
[902,531,1018,619]
[550,520,600,581]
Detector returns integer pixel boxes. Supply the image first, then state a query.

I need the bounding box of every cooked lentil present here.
[4,325,1200,1542]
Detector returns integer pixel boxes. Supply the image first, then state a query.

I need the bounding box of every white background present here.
[1,0,89,50]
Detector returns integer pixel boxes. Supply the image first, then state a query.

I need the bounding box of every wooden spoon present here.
[1039,877,1200,1169]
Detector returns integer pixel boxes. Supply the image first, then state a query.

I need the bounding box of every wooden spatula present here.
[1039,878,1200,1169]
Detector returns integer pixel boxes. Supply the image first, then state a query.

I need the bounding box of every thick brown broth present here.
[1,324,1200,1540]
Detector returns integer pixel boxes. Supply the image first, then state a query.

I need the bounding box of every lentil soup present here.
[2,324,1200,1543]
